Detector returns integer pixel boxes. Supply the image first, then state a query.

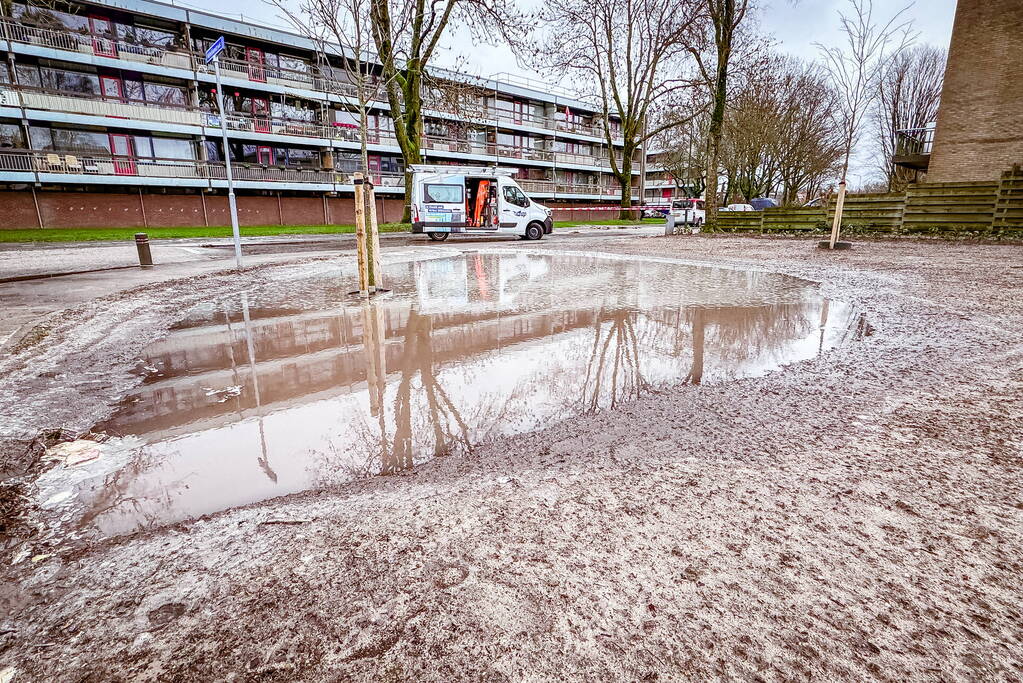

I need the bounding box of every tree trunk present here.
[617,150,633,220]
[704,23,731,228]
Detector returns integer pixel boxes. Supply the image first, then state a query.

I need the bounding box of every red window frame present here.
[99,75,124,101]
[246,48,267,83]
[251,97,271,133]
[256,145,273,166]
[109,134,137,175]
[89,15,118,57]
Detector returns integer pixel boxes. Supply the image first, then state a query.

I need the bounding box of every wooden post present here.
[31,185,43,228]
[829,180,847,249]
[353,173,370,297]
[139,188,148,229]
[366,180,382,291]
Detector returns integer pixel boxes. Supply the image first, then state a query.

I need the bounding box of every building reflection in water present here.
[79,252,863,537]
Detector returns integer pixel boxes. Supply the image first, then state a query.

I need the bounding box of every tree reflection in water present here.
[581,307,648,411]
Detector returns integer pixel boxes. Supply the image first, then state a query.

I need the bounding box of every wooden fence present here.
[715,168,1023,236]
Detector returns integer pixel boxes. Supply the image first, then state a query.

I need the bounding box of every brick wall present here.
[0,191,635,229]
[928,0,1023,182]
[0,191,407,230]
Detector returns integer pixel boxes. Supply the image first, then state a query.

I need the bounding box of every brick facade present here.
[0,192,633,230]
[927,0,1023,182]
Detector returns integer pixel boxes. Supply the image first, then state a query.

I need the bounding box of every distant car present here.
[750,197,778,210]
[721,203,755,212]
[804,197,825,208]
[642,206,669,218]
[669,198,705,228]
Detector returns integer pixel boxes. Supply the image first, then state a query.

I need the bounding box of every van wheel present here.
[427,232,449,242]
[525,223,544,241]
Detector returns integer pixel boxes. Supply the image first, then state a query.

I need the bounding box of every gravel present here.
[1,234,1021,680]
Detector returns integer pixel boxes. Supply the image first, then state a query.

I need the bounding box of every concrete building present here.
[0,0,637,227]
[897,0,1023,182]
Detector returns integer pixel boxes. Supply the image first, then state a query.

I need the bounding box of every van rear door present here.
[418,173,466,228]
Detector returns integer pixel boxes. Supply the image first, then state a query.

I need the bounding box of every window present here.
[28,126,53,150]
[284,147,316,167]
[124,79,145,102]
[424,184,464,204]
[143,83,186,106]
[152,138,193,159]
[41,68,100,95]
[51,129,111,154]
[502,185,529,208]
[0,64,10,85]
[15,64,41,88]
[0,124,26,149]
[117,24,179,48]
[278,55,310,74]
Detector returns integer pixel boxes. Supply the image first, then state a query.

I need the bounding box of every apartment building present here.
[0,0,638,227]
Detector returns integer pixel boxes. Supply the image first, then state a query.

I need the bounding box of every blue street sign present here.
[204,36,225,64]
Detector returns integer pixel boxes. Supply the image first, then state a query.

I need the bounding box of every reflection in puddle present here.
[63,252,864,537]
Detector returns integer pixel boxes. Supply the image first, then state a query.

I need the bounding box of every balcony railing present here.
[518,179,626,196]
[0,150,370,184]
[0,19,192,70]
[15,88,205,126]
[894,126,935,157]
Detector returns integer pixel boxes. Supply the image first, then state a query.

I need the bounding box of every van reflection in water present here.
[78,252,864,537]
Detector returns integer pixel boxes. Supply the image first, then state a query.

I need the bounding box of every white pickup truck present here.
[410,165,553,241]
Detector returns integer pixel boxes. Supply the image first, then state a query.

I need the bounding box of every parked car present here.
[721,203,755,212]
[642,206,669,218]
[804,196,825,208]
[750,197,779,210]
[669,198,706,228]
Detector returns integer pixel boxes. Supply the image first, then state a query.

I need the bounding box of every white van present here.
[410,165,553,241]
[669,198,706,228]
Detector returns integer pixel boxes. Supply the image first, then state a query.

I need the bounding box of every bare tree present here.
[538,0,704,218]
[369,0,524,221]
[650,93,710,200]
[875,44,945,190]
[274,0,383,179]
[817,0,914,248]
[685,0,758,227]
[710,55,844,205]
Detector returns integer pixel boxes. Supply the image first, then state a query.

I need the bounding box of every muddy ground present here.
[1,234,1022,680]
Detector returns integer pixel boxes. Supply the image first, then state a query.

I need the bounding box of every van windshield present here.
[424,184,464,204]
[672,200,693,209]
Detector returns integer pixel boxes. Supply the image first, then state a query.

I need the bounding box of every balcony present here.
[518,179,626,197]
[893,126,934,172]
[12,88,205,127]
[0,150,385,187]
[0,19,192,70]
[1,18,626,144]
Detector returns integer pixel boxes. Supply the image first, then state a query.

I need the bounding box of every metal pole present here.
[214,59,243,268]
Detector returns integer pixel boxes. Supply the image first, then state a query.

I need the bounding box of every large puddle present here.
[42,251,866,538]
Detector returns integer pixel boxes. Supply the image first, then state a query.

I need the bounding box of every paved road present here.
[0,224,663,280]
[0,224,663,349]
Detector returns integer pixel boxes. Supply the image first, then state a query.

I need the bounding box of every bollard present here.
[664,214,675,236]
[135,232,153,268]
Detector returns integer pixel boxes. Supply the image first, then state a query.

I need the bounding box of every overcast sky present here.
[206,0,957,84]
[198,0,958,184]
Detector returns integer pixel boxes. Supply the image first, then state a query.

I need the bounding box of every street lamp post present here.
[206,37,243,268]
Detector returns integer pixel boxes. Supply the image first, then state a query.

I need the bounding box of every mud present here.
[1,235,1022,680]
